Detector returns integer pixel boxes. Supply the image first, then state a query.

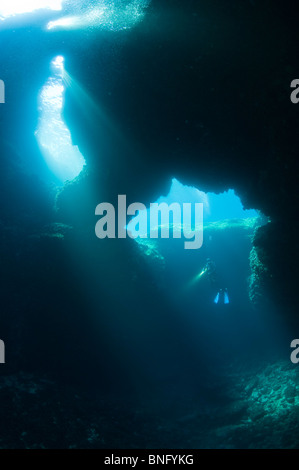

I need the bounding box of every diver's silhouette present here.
[202,259,230,305]
[205,258,217,286]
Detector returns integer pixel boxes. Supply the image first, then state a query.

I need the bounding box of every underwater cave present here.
[0,0,298,451]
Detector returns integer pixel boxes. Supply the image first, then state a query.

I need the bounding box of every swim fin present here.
[214,292,219,304]
[224,291,229,304]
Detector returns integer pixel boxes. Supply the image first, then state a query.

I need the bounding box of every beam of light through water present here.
[63,71,108,123]
[180,267,209,295]
[47,7,105,30]
[35,56,86,183]
[0,0,63,19]
[189,268,207,286]
[62,70,126,148]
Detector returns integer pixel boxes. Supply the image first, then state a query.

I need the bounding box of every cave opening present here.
[128,178,287,364]
[35,55,86,183]
[0,0,63,20]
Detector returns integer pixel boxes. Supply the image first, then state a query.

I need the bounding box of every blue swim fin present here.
[224,291,229,304]
[214,292,219,304]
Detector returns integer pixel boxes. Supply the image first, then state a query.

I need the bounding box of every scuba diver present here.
[202,258,230,305]
[205,258,217,286]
